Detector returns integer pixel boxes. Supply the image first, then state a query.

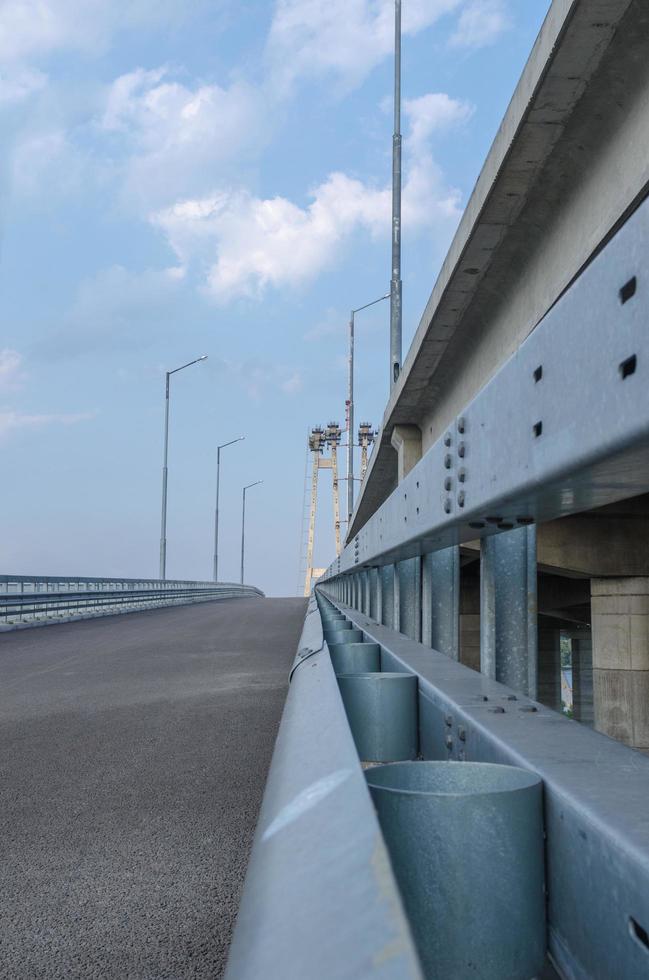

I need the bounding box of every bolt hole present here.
[630,917,649,953]
[533,421,543,438]
[620,354,637,380]
[620,276,637,304]
[533,365,543,383]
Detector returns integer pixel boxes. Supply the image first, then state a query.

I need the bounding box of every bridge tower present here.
[301,423,343,597]
[358,422,376,481]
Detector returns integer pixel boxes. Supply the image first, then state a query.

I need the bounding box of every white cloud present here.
[151,91,471,301]
[281,371,304,394]
[153,174,390,301]
[101,68,266,209]
[0,0,190,63]
[220,358,304,400]
[11,128,85,197]
[0,67,47,105]
[449,0,509,48]
[0,410,93,440]
[267,0,462,91]
[404,92,473,154]
[0,349,25,390]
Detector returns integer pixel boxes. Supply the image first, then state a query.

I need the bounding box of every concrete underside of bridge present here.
[0,596,306,980]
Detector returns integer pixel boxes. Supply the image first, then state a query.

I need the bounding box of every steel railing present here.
[0,575,263,629]
[225,596,423,980]
[313,197,649,978]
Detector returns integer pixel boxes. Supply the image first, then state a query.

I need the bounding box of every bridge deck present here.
[0,596,306,979]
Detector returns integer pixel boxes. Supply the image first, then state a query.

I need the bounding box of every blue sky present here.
[0,0,550,596]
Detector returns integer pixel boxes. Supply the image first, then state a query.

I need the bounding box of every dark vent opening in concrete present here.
[620,354,637,379]
[630,917,649,953]
[619,277,637,304]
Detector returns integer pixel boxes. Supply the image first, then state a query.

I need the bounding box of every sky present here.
[0,0,551,596]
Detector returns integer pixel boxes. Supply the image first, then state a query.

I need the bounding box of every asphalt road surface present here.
[0,596,306,979]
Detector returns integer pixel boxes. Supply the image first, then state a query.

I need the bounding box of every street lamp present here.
[390,0,403,389]
[347,294,389,524]
[213,436,245,582]
[240,480,263,585]
[159,354,208,580]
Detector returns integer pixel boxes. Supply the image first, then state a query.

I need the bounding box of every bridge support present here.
[390,425,422,482]
[480,526,538,698]
[592,578,649,753]
[571,632,594,726]
[537,620,562,711]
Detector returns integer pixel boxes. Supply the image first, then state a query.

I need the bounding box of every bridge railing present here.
[225,596,423,980]
[315,192,649,977]
[0,575,263,629]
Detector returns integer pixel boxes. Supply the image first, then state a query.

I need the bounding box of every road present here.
[0,596,306,979]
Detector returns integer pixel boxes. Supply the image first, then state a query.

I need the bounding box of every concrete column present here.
[459,575,481,672]
[571,632,594,726]
[390,425,422,482]
[591,578,649,753]
[480,526,538,696]
[422,546,459,658]
[537,622,562,711]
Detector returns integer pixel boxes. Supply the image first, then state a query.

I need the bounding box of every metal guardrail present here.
[0,575,263,629]
[313,199,649,976]
[225,596,423,980]
[326,194,649,575]
[316,591,649,980]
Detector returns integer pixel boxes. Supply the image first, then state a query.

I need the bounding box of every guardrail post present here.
[359,570,368,616]
[421,546,459,658]
[480,526,538,696]
[393,562,401,633]
[398,558,421,641]
[381,565,394,628]
[369,568,380,620]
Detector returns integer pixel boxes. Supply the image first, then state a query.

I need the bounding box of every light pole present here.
[159,354,208,580]
[213,436,245,582]
[240,481,263,585]
[390,0,402,389]
[347,294,389,523]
